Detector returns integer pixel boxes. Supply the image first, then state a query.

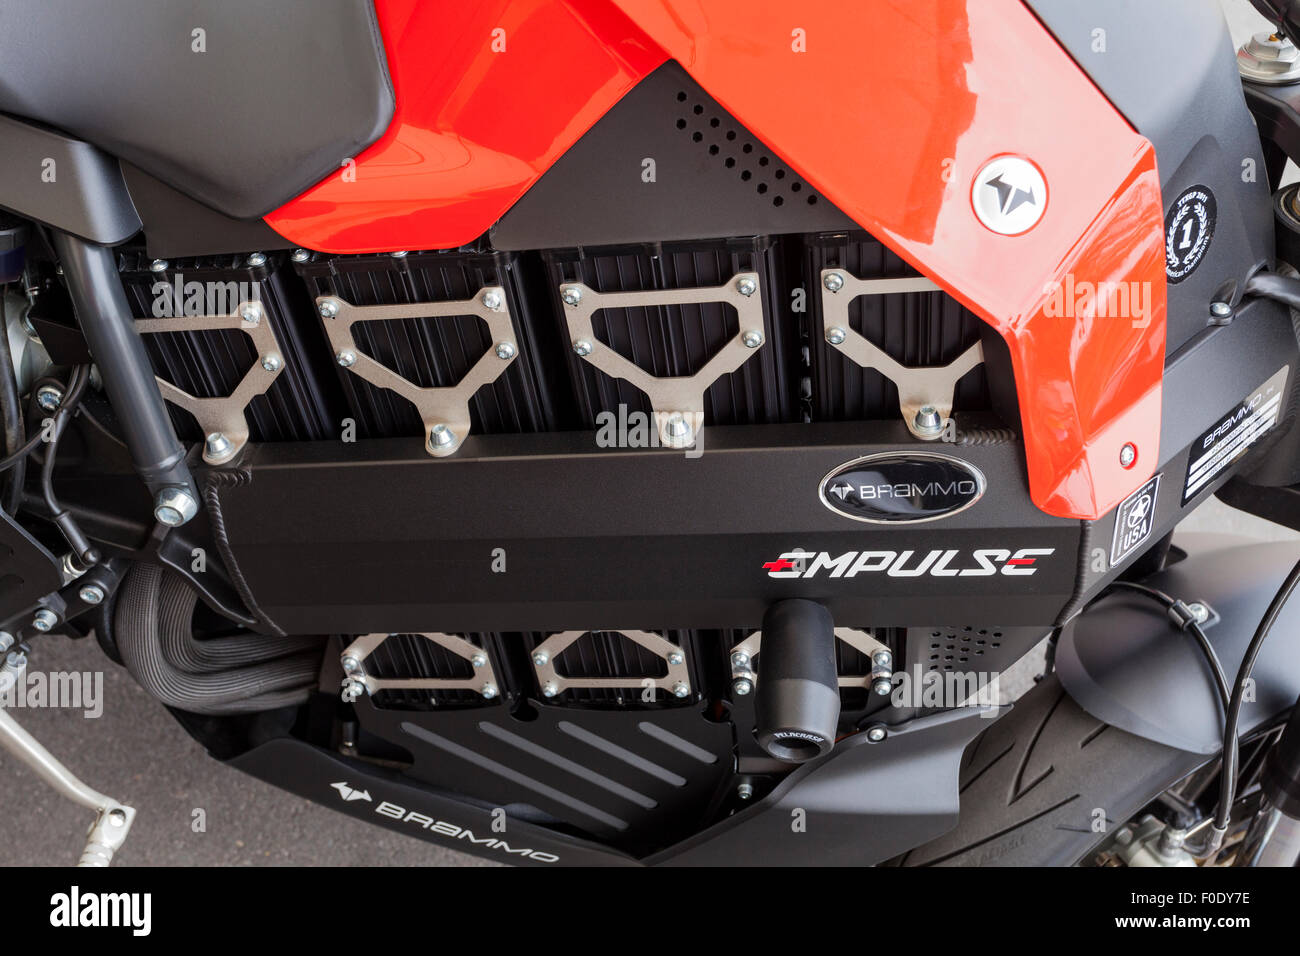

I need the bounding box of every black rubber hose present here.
[115,564,321,716]
[0,291,24,514]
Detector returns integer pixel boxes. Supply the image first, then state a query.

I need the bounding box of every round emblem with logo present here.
[971,156,1048,236]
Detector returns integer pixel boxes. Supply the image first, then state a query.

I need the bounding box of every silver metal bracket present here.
[558,273,767,448]
[341,632,500,700]
[530,630,690,699]
[135,300,285,464]
[730,627,892,691]
[819,271,984,440]
[315,288,519,457]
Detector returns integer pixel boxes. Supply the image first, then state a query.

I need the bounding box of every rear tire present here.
[898,674,1209,866]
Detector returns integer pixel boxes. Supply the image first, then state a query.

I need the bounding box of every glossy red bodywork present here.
[267,0,1167,521]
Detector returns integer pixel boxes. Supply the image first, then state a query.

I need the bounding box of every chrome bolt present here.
[336,350,357,368]
[866,725,888,743]
[0,632,12,654]
[204,432,234,461]
[872,677,893,696]
[667,649,685,665]
[494,341,516,360]
[240,303,262,325]
[154,487,198,527]
[741,329,763,348]
[389,250,409,259]
[572,338,593,356]
[35,384,63,412]
[341,655,362,676]
[730,651,751,669]
[480,682,498,699]
[261,353,283,372]
[1210,301,1232,319]
[826,326,847,346]
[672,681,691,698]
[149,259,169,273]
[291,248,310,263]
[823,272,845,292]
[318,299,340,319]
[542,681,559,698]
[732,676,753,696]
[664,413,693,442]
[429,424,456,448]
[736,782,754,800]
[1119,442,1137,468]
[482,290,503,310]
[913,405,943,437]
[471,653,487,668]
[32,609,58,632]
[872,649,892,667]
[532,649,550,667]
[340,677,367,701]
[735,276,758,297]
[1187,602,1211,624]
[246,252,267,268]
[561,287,583,307]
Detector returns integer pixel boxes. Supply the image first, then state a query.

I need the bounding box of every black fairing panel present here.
[1025,0,1275,353]
[0,0,394,219]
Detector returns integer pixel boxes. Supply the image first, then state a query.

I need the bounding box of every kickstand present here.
[0,707,136,865]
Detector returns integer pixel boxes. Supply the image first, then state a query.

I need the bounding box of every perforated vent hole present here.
[674,92,824,208]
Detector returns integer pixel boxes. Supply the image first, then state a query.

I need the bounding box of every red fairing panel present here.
[266,0,1167,522]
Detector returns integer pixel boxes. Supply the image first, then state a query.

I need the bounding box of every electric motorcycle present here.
[2,0,1300,867]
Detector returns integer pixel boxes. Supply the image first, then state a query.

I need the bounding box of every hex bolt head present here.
[336,350,357,368]
[572,338,593,356]
[480,683,498,699]
[35,385,63,412]
[154,487,199,527]
[826,326,847,346]
[1210,301,1232,319]
[482,290,503,310]
[261,353,283,372]
[240,303,262,325]
[913,405,943,437]
[78,584,105,607]
[672,681,691,698]
[872,649,893,667]
[471,653,487,668]
[317,298,340,319]
[542,681,559,698]
[1119,442,1137,468]
[341,677,367,700]
[1187,602,1211,624]
[341,655,362,676]
[532,649,550,667]
[872,677,893,696]
[866,725,888,743]
[667,649,685,665]
[561,287,583,307]
[428,424,456,448]
[735,276,758,297]
[732,676,754,696]
[291,249,310,263]
[246,252,267,268]
[205,432,234,461]
[741,329,764,348]
[495,341,516,360]
[149,259,169,273]
[730,651,751,669]
[736,782,754,800]
[32,609,58,632]
[823,272,845,292]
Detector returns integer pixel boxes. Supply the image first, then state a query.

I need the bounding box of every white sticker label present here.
[1182,365,1290,504]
